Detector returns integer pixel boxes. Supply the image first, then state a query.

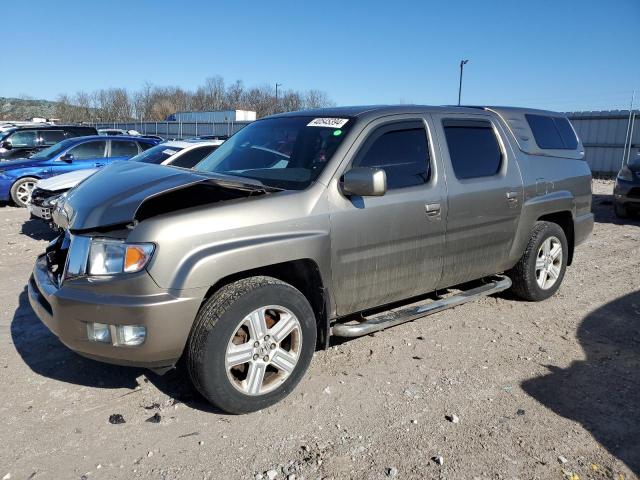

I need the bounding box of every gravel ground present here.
[0,179,638,480]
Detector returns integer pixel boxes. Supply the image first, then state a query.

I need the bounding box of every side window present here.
[110,140,139,157]
[8,130,37,148]
[170,146,218,168]
[39,130,65,146]
[525,114,578,150]
[443,119,502,179]
[68,141,107,160]
[138,142,155,151]
[353,122,430,189]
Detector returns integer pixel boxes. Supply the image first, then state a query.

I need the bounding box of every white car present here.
[27,139,224,222]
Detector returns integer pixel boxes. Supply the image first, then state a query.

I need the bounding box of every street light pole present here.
[275,83,282,111]
[458,59,469,106]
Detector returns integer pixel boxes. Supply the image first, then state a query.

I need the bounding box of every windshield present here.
[30,138,77,159]
[0,129,14,142]
[132,144,184,164]
[194,116,353,190]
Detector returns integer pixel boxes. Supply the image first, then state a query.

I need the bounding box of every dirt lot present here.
[0,179,638,480]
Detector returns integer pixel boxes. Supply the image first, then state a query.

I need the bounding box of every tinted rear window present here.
[525,114,578,150]
[443,119,502,179]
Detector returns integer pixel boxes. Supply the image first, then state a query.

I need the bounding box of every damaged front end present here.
[52,161,274,232]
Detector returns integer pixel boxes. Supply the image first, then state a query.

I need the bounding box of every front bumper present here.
[28,254,205,369]
[614,178,640,206]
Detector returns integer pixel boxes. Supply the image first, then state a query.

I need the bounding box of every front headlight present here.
[88,238,155,275]
[617,165,634,182]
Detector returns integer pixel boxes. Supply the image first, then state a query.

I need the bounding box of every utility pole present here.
[622,90,635,168]
[275,83,283,111]
[458,59,469,106]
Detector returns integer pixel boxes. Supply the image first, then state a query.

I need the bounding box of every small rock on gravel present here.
[432,455,444,465]
[108,414,125,425]
[445,413,460,423]
[266,469,278,480]
[323,386,331,395]
[516,409,526,416]
[3,473,11,480]
[558,455,568,464]
[146,412,161,423]
[386,466,398,477]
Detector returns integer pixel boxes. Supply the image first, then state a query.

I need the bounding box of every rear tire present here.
[10,177,38,208]
[508,221,568,301]
[187,276,316,414]
[614,202,629,219]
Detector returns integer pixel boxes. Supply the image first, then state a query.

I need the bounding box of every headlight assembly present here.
[64,234,155,279]
[88,238,155,275]
[617,165,634,182]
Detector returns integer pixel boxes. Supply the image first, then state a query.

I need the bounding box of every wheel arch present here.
[537,210,575,265]
[201,259,331,350]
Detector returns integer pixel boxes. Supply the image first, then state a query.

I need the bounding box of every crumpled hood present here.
[0,157,46,172]
[53,161,268,231]
[37,168,99,191]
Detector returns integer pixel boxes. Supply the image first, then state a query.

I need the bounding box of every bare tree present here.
[52,76,334,121]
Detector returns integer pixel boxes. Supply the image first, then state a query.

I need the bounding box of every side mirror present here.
[341,167,387,197]
[60,153,74,163]
[0,141,11,150]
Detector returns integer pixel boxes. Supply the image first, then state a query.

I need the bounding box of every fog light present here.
[87,322,111,343]
[116,325,146,346]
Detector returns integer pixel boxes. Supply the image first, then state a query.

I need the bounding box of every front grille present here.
[30,187,58,206]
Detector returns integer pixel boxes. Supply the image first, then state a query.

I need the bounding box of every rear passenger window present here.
[525,114,578,150]
[39,130,65,145]
[353,123,430,189]
[111,140,139,157]
[443,119,502,179]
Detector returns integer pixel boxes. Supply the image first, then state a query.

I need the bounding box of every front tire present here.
[508,221,568,301]
[10,177,38,208]
[187,276,316,414]
[614,202,629,219]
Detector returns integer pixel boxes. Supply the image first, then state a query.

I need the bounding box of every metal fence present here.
[567,110,639,174]
[91,121,252,139]
[94,111,639,175]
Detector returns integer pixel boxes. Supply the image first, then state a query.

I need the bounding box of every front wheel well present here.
[202,259,329,349]
[537,211,574,265]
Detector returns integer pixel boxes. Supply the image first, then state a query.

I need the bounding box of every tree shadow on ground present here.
[11,286,228,414]
[522,290,640,475]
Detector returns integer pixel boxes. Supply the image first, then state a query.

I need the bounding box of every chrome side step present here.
[331,275,512,338]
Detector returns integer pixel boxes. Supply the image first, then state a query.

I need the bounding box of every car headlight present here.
[88,238,155,275]
[617,165,634,181]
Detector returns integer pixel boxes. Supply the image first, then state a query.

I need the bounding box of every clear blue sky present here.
[2,0,638,112]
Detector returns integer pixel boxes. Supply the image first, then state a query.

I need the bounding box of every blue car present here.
[0,135,159,207]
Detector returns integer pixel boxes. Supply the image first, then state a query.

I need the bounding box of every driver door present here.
[329,117,446,315]
[51,140,107,176]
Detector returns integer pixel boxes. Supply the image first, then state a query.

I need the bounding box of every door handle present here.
[94,162,105,167]
[506,191,519,206]
[425,203,441,219]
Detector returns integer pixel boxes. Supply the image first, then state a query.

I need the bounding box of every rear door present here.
[431,113,523,287]
[106,139,141,166]
[329,116,446,315]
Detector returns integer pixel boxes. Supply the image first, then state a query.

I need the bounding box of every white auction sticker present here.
[307,118,349,128]
[162,149,178,155]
